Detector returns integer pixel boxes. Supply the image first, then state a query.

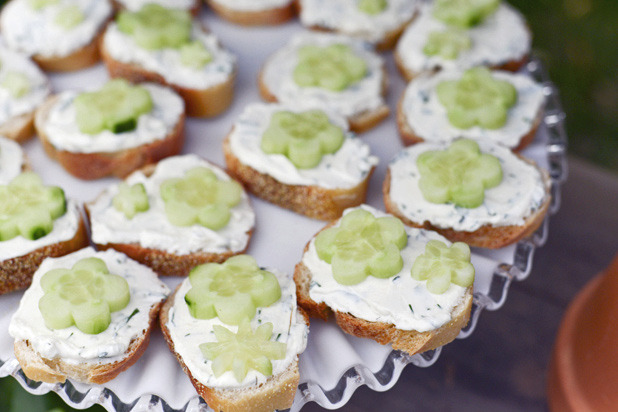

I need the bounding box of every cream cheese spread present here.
[228,102,378,189]
[0,199,81,261]
[388,140,548,231]
[303,205,470,332]
[401,69,545,149]
[0,136,25,184]
[115,0,196,12]
[261,32,386,119]
[165,265,308,389]
[0,46,51,126]
[209,0,293,12]
[103,22,236,90]
[0,0,112,59]
[42,83,184,153]
[9,247,170,363]
[299,0,417,44]
[396,2,530,74]
[88,154,255,255]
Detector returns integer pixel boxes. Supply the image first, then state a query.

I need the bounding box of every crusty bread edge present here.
[0,214,89,295]
[84,162,253,277]
[100,35,236,118]
[0,111,36,143]
[382,157,552,249]
[159,285,308,412]
[14,299,164,384]
[35,95,185,180]
[257,60,390,134]
[222,134,375,221]
[206,0,296,26]
[293,224,473,356]
[395,86,543,152]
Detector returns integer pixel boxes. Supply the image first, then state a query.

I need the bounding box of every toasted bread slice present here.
[32,29,107,72]
[293,207,473,356]
[34,90,185,180]
[160,285,308,412]
[257,32,390,134]
[206,0,297,26]
[10,248,169,384]
[0,112,37,144]
[382,142,552,249]
[85,155,255,277]
[0,210,88,296]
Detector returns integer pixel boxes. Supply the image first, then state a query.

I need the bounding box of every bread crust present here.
[84,162,253,277]
[101,37,236,118]
[159,286,306,412]
[222,134,374,221]
[35,95,185,180]
[0,111,36,143]
[257,68,390,134]
[395,85,543,152]
[0,214,89,295]
[206,0,296,26]
[293,225,473,355]
[14,300,163,384]
[382,160,552,249]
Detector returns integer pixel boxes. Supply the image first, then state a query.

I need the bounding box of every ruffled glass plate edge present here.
[0,56,568,412]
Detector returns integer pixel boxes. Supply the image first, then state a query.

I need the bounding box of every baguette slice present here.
[0,111,37,144]
[85,155,255,277]
[35,91,185,180]
[383,146,552,249]
[294,206,474,356]
[31,29,107,72]
[160,286,307,412]
[10,248,169,384]
[206,0,297,26]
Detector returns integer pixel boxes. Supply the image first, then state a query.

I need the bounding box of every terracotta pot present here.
[548,253,618,412]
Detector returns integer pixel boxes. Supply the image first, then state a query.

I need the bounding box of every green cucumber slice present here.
[28,0,58,10]
[113,182,149,219]
[116,4,192,50]
[411,240,475,294]
[180,41,213,69]
[1,72,31,98]
[54,5,84,30]
[358,0,387,15]
[423,29,472,59]
[197,204,231,231]
[433,0,500,28]
[72,300,111,335]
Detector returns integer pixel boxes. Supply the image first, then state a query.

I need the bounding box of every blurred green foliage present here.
[0,0,616,411]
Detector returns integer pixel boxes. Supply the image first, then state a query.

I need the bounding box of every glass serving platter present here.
[0,9,567,412]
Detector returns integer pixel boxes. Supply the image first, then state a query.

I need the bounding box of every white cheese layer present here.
[42,83,184,153]
[299,0,417,44]
[9,247,170,363]
[401,69,545,149]
[0,136,25,184]
[103,22,236,90]
[0,0,112,58]
[261,32,386,119]
[0,46,51,126]
[209,0,293,12]
[388,140,548,231]
[0,199,81,261]
[165,266,308,389]
[88,154,255,255]
[228,102,378,189]
[396,2,530,74]
[115,0,196,12]
[304,205,469,332]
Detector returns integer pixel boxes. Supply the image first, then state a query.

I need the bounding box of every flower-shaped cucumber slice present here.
[0,172,66,241]
[29,0,58,10]
[117,4,192,50]
[261,110,345,169]
[184,255,282,325]
[436,67,518,130]
[423,29,472,60]
[200,319,286,382]
[315,209,408,285]
[160,166,242,230]
[113,182,149,219]
[74,79,153,135]
[1,72,31,98]
[358,0,387,15]
[293,44,368,92]
[54,5,84,30]
[38,257,131,334]
[411,240,475,294]
[416,139,502,208]
[433,0,499,28]
[180,41,213,69]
